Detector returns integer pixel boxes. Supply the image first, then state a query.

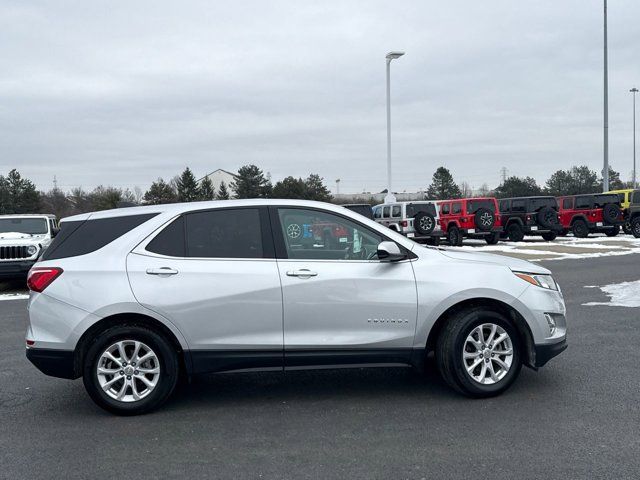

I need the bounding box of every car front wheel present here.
[436,307,522,398]
[572,219,589,238]
[631,217,640,238]
[83,324,179,415]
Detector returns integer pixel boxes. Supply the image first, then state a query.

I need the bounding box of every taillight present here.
[27,267,63,293]
[400,220,408,227]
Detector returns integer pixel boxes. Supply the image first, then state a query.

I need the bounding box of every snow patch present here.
[0,293,29,301]
[583,280,640,308]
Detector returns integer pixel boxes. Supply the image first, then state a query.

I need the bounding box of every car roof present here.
[0,213,56,219]
[500,196,556,201]
[61,199,372,223]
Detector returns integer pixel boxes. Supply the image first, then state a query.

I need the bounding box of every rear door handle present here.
[146,267,179,276]
[286,269,318,278]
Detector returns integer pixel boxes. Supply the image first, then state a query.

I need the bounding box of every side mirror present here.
[377,241,406,262]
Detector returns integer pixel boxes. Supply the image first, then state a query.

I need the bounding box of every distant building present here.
[198,169,238,195]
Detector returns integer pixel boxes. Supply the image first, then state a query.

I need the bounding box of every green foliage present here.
[217,181,230,200]
[0,169,41,214]
[493,176,542,198]
[545,165,600,195]
[40,188,72,218]
[90,186,123,211]
[602,166,625,191]
[176,167,200,202]
[231,164,272,198]
[427,167,462,200]
[144,178,177,205]
[272,174,332,201]
[199,176,215,201]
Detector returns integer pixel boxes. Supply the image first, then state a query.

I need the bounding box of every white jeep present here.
[0,214,58,279]
[372,201,443,244]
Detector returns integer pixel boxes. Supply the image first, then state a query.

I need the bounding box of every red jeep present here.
[557,193,623,238]
[438,197,503,246]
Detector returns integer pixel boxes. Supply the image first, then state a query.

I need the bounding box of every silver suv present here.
[373,201,443,244]
[26,200,567,415]
[0,214,58,279]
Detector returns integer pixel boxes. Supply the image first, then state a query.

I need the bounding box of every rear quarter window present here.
[42,213,159,260]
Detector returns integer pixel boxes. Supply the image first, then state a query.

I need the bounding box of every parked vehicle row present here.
[369,189,639,246]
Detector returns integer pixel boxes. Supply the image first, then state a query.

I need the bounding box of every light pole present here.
[385,51,404,204]
[335,178,340,195]
[631,88,638,188]
[603,0,609,192]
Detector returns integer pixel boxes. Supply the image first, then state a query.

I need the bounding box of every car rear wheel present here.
[632,217,640,238]
[507,223,524,242]
[484,232,500,244]
[622,221,632,234]
[541,232,557,241]
[447,226,463,246]
[83,324,179,415]
[605,226,620,237]
[436,307,522,398]
[572,219,589,238]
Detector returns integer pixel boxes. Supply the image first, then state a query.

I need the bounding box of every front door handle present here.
[286,269,318,278]
[146,267,179,276]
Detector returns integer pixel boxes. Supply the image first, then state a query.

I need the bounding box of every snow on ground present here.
[449,234,640,262]
[583,280,640,308]
[0,293,29,301]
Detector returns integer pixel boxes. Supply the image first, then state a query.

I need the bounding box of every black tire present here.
[604,225,620,237]
[622,221,632,235]
[447,226,463,246]
[413,212,436,235]
[83,324,179,415]
[602,203,621,224]
[427,236,441,247]
[632,217,640,238]
[474,208,495,232]
[572,218,589,238]
[485,232,500,245]
[435,307,522,398]
[536,206,559,229]
[507,222,524,242]
[541,231,557,241]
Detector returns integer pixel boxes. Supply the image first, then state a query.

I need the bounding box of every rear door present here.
[271,206,418,367]
[127,207,284,374]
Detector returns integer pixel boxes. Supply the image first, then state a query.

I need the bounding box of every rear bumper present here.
[533,339,567,367]
[26,348,78,379]
[0,260,35,278]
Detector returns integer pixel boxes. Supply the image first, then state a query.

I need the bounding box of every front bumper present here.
[26,348,78,379]
[0,260,36,278]
[533,339,567,367]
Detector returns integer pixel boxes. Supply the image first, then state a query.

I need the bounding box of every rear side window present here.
[382,206,390,218]
[499,200,510,213]
[530,198,557,211]
[391,205,401,217]
[511,200,526,213]
[185,208,263,258]
[42,213,158,261]
[146,216,186,257]
[593,194,619,207]
[466,200,495,213]
[406,203,436,217]
[575,196,592,209]
[452,203,462,214]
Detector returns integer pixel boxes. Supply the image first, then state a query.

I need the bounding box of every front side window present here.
[373,207,382,219]
[452,203,462,214]
[383,206,391,218]
[562,198,573,209]
[441,203,450,215]
[277,208,383,261]
[185,208,263,258]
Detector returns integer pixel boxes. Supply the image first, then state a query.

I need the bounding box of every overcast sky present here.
[1,0,638,194]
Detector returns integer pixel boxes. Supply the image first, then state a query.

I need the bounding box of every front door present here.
[271,206,418,368]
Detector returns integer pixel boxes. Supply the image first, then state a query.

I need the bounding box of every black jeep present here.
[629,190,640,238]
[498,196,562,242]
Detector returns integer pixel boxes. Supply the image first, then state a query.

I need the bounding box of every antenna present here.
[53,175,58,190]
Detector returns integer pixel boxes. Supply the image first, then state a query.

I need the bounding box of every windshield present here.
[406,203,436,216]
[466,200,495,214]
[0,218,48,235]
[530,198,557,211]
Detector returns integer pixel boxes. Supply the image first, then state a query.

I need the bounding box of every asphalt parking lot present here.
[1,246,639,479]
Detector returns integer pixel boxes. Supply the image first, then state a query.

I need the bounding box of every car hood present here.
[0,232,47,245]
[435,247,551,274]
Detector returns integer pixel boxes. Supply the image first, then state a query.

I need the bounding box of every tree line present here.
[0,165,332,218]
[425,164,632,200]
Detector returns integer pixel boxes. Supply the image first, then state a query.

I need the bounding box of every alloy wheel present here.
[96,340,161,403]
[462,324,513,385]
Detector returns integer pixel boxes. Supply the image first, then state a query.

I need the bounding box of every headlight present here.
[514,272,558,291]
[26,245,38,256]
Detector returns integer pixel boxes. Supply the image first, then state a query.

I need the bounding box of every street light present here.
[385,51,405,204]
[335,178,341,195]
[603,0,609,192]
[631,88,638,188]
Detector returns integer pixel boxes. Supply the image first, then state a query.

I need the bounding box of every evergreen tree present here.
[199,176,215,200]
[493,176,542,198]
[217,181,230,200]
[231,164,272,198]
[304,174,332,201]
[569,165,599,194]
[176,167,199,202]
[0,169,40,214]
[426,167,462,200]
[601,166,625,191]
[144,178,177,205]
[273,177,307,199]
[544,169,572,196]
[90,186,123,211]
